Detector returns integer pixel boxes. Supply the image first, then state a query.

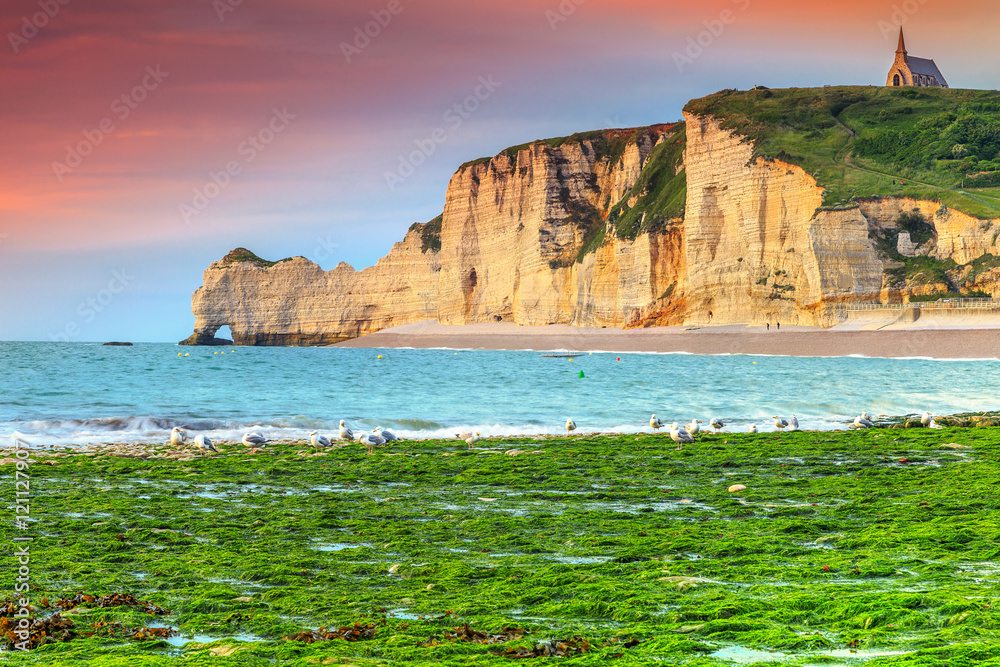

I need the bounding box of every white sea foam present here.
[2,342,996,448]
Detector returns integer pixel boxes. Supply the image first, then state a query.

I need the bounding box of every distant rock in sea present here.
[103,342,134,346]
[177,335,233,347]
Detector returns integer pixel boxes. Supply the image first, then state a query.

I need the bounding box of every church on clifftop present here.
[886,28,948,88]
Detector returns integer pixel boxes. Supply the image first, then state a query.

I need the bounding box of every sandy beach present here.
[334,320,1000,359]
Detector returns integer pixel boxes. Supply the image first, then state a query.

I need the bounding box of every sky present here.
[1,0,998,342]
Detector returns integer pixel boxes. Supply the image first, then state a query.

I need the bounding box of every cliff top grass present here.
[217,248,303,268]
[4,423,1000,665]
[459,124,679,172]
[684,86,1000,218]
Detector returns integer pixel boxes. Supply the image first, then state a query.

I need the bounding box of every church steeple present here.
[886,27,947,88]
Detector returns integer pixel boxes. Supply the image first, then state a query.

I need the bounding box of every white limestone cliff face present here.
[436,131,679,327]
[681,112,887,327]
[184,127,683,344]
[183,233,441,346]
[856,197,1000,265]
[183,118,1000,345]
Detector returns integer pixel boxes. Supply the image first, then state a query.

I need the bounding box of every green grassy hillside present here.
[685,86,1000,218]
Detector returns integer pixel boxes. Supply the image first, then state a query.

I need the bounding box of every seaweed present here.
[3,424,1000,664]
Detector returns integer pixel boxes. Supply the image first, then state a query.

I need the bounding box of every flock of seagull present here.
[644,414,802,449]
[167,421,402,456]
[166,410,935,456]
[313,420,402,455]
[569,409,934,450]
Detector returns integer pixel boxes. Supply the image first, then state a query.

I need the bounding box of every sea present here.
[2,342,998,447]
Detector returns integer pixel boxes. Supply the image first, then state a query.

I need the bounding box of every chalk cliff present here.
[181,114,1000,345]
[182,126,686,345]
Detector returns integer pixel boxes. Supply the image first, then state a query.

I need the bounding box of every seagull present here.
[194,434,217,454]
[566,419,577,432]
[789,415,799,431]
[455,430,473,442]
[359,432,386,455]
[710,418,724,433]
[310,431,331,450]
[748,424,758,434]
[773,416,789,430]
[687,419,702,437]
[669,422,694,449]
[373,426,400,442]
[169,427,187,446]
[465,432,480,450]
[853,416,874,429]
[242,432,267,446]
[650,414,665,431]
[338,420,354,441]
[920,411,933,427]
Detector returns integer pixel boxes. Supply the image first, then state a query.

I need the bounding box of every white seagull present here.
[773,416,789,430]
[669,422,694,449]
[853,416,874,429]
[456,430,473,443]
[920,411,934,427]
[748,424,758,434]
[242,432,267,446]
[710,418,724,433]
[789,415,800,431]
[194,434,217,454]
[359,432,386,455]
[338,420,354,441]
[687,419,702,437]
[310,431,331,450]
[464,432,480,450]
[650,414,665,431]
[566,419,577,432]
[374,426,400,442]
[169,427,187,446]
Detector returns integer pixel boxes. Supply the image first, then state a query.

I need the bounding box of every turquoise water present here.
[1,342,998,446]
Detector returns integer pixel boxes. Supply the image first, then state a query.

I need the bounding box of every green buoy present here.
[578,370,585,378]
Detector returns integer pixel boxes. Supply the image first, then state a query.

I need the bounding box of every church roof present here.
[906,55,948,86]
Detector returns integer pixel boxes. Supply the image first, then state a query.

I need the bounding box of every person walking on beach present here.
[776,322,780,330]
[766,323,770,331]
